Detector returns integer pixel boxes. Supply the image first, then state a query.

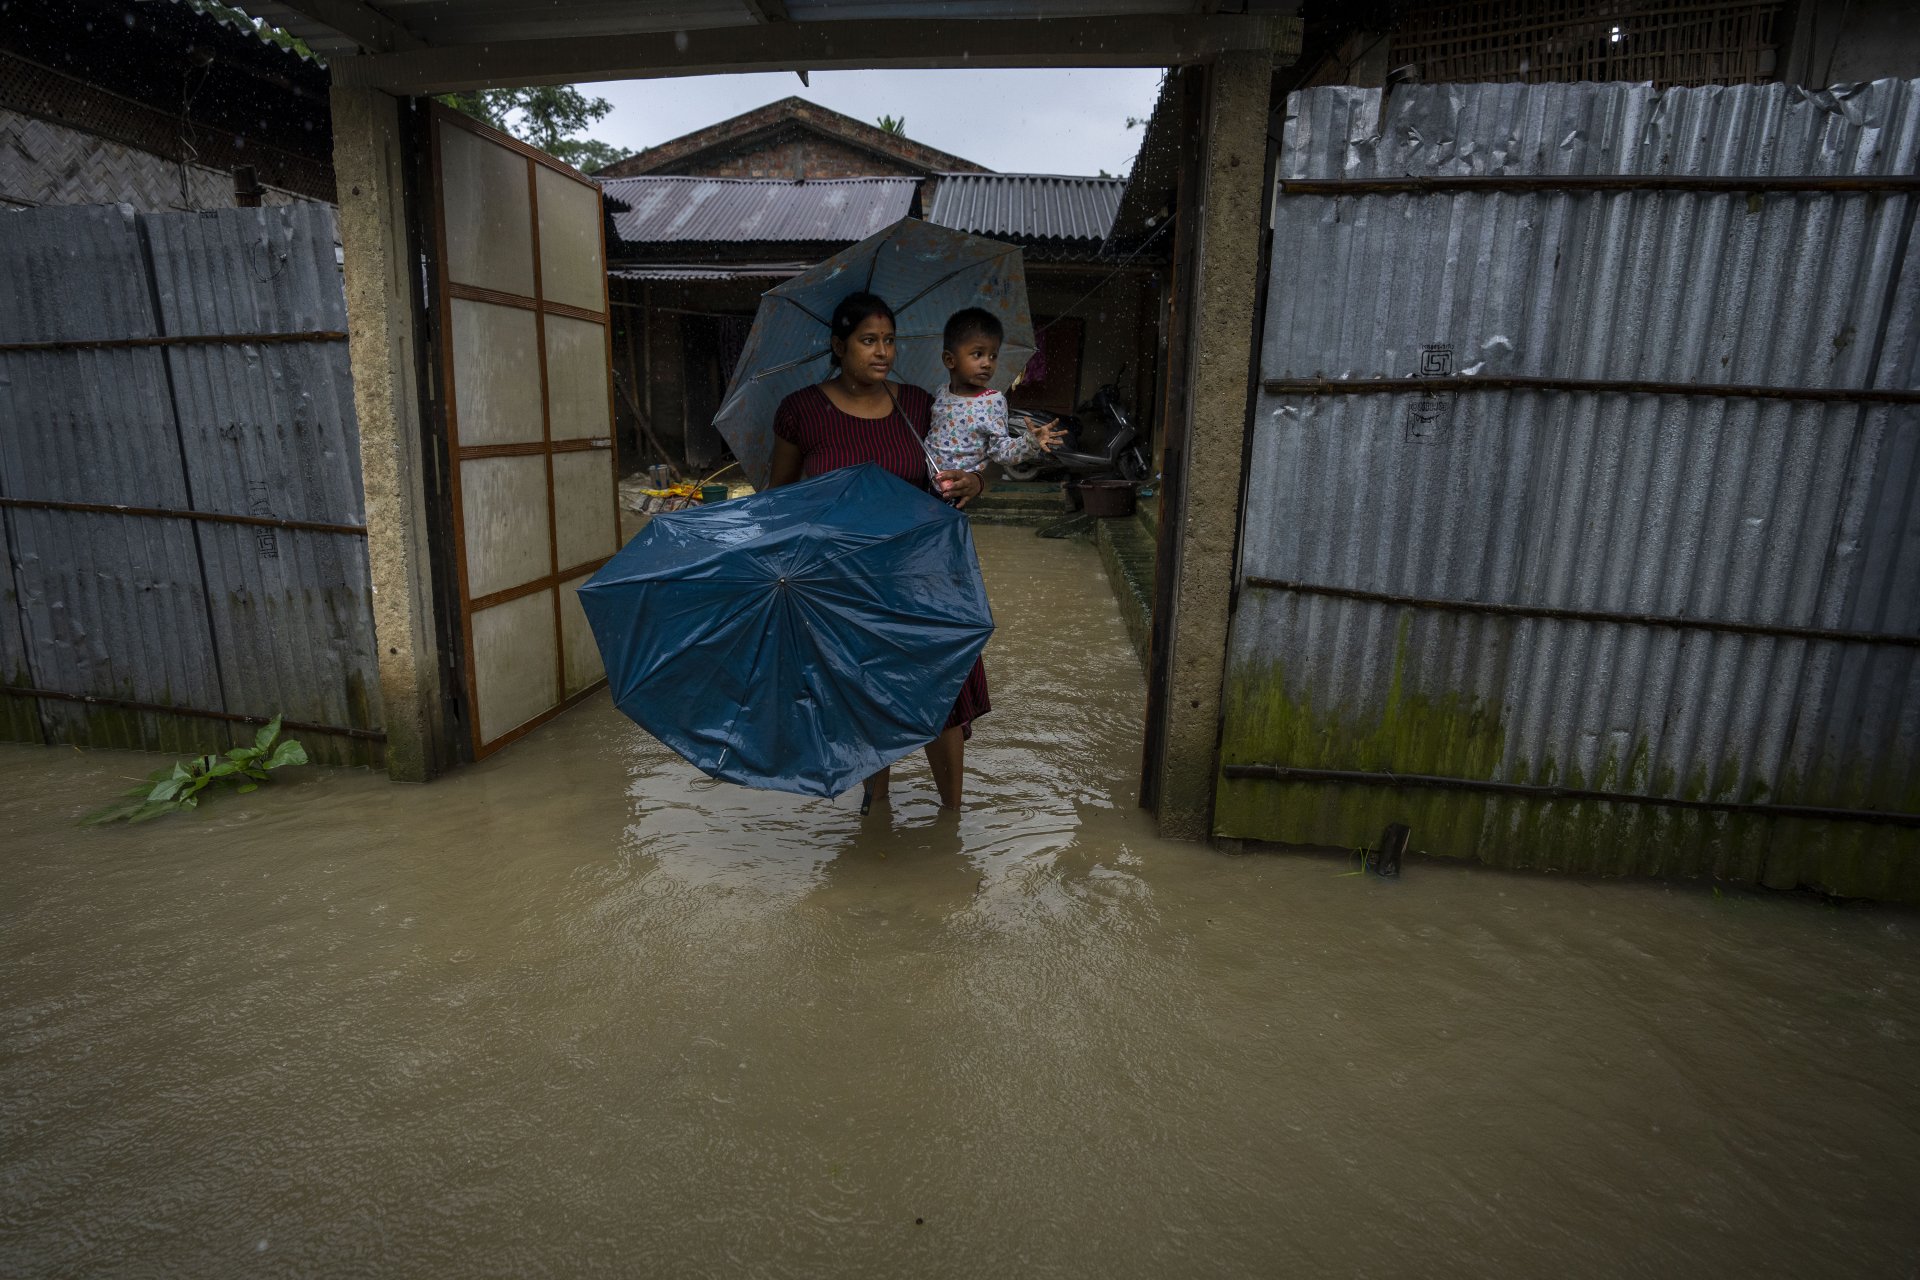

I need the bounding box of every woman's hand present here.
[935,468,986,509]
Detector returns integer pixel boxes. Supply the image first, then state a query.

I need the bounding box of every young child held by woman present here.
[927,308,1065,476]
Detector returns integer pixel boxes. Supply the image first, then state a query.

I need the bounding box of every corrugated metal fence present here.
[1218,80,1920,900]
[0,203,384,766]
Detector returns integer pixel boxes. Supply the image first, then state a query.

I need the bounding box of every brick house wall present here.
[653,133,922,182]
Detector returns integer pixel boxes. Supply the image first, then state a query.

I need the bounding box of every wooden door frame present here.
[427,103,621,759]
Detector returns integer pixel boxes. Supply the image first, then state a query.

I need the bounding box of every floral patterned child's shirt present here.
[928,385,1040,473]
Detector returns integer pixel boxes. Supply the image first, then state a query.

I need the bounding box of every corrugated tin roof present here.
[926,172,1126,243]
[610,264,809,282]
[600,176,915,246]
[172,0,325,63]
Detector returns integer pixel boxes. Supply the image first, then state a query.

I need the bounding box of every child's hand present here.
[1028,418,1066,452]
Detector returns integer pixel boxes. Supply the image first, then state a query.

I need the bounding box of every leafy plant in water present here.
[85,717,309,825]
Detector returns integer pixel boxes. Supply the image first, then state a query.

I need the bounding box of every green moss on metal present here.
[1220,658,1503,780]
[1212,630,1920,904]
[1214,620,1506,863]
[2,664,46,745]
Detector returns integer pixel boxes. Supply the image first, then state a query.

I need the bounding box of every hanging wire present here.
[1032,214,1175,340]
[1009,216,1176,394]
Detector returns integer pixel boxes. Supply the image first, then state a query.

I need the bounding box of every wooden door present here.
[430,107,620,757]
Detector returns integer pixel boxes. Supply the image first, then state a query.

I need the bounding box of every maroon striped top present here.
[773,383,935,488]
[769,379,989,738]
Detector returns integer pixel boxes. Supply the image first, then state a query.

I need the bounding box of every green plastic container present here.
[700,483,729,505]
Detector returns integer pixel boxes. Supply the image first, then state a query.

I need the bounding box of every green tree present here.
[875,114,907,136]
[438,86,635,172]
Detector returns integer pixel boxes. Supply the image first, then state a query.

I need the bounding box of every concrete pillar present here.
[1153,50,1270,840]
[330,86,448,781]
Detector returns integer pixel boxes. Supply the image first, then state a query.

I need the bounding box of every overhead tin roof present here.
[249,3,1295,95]
[926,172,1127,245]
[600,176,916,246]
[248,2,1277,60]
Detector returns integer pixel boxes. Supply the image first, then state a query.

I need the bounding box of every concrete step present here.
[1093,515,1156,670]
[966,480,1070,525]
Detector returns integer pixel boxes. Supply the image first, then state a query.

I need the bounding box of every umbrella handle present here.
[883,381,958,504]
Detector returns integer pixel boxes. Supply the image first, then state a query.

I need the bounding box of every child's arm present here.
[980,393,1046,465]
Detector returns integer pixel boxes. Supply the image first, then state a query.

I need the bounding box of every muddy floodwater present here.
[3,524,1918,1278]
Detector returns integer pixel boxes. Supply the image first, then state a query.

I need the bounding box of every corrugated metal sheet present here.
[927,172,1125,244]
[601,175,915,246]
[1218,80,1920,900]
[0,204,226,757]
[144,205,383,762]
[161,0,327,60]
[609,264,807,282]
[0,203,382,765]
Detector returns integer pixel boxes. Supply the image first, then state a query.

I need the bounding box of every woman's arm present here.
[767,436,803,489]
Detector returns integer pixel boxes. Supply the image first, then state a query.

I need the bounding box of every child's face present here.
[943,333,1000,390]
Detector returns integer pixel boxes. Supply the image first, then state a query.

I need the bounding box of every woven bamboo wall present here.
[0,109,310,212]
[1390,0,1786,88]
[0,50,334,208]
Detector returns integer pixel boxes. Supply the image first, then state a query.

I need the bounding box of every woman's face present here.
[834,313,895,384]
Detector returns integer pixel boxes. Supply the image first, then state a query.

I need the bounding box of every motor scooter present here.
[1003,385,1148,485]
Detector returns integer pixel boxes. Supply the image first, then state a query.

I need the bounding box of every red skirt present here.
[946,657,991,739]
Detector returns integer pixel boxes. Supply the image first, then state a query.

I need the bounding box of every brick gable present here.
[596,95,988,180]
[649,133,919,181]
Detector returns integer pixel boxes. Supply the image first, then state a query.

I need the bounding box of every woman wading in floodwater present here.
[765,291,989,813]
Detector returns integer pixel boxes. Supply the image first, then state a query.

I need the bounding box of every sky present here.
[582,68,1166,176]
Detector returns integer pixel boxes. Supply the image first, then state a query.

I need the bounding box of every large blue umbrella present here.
[712,218,1036,490]
[578,463,994,798]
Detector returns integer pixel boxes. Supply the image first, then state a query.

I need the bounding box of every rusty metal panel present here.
[141,204,383,764]
[0,203,382,764]
[0,204,225,754]
[1218,80,1920,900]
[0,508,38,744]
